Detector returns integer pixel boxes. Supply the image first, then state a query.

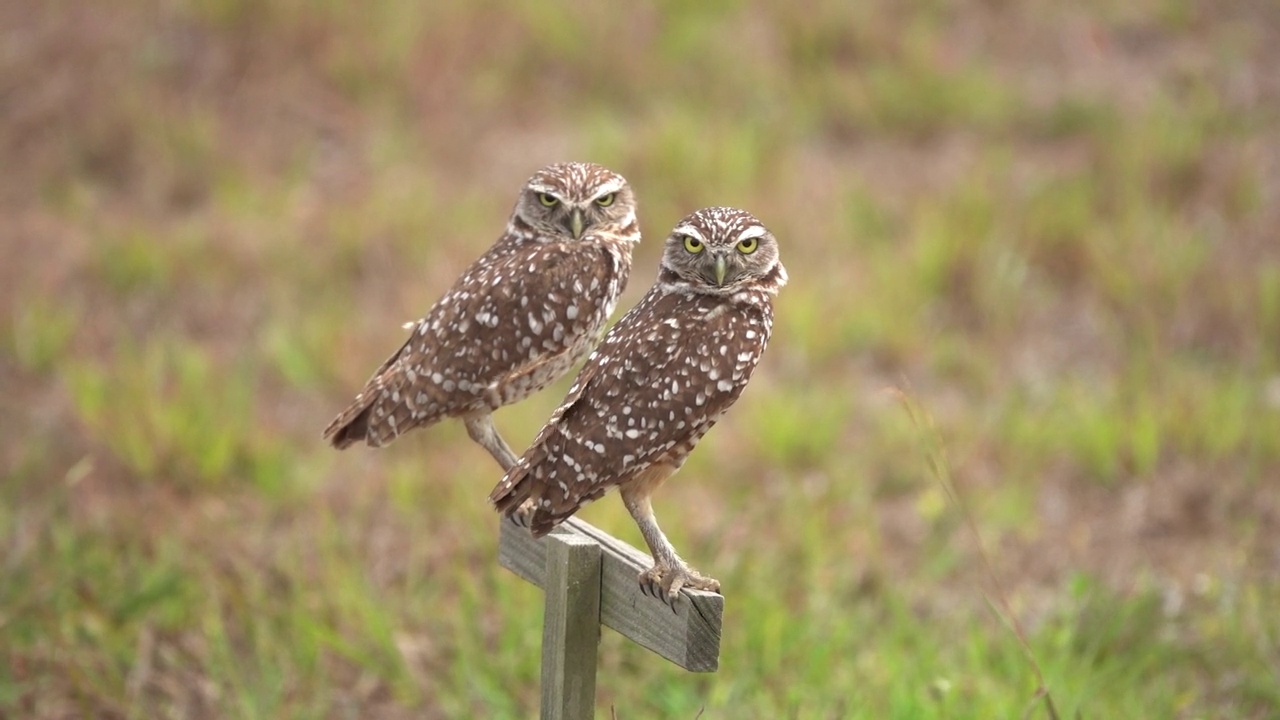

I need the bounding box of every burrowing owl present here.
[323,162,640,471]
[490,207,787,600]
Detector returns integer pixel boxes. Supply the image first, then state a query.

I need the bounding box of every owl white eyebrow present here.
[735,227,767,243]
[590,181,625,199]
[672,226,705,242]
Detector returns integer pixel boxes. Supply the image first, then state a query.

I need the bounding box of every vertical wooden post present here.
[540,533,602,720]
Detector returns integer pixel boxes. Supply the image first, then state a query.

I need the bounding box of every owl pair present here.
[323,162,787,600]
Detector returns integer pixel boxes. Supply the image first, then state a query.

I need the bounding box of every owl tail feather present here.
[489,467,530,516]
[322,396,375,449]
[490,449,574,538]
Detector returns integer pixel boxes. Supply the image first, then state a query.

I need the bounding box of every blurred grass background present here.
[2,0,1279,717]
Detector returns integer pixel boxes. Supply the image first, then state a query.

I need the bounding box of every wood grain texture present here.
[540,534,601,720]
[499,516,723,673]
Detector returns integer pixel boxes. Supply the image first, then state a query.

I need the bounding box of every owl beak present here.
[714,255,728,286]
[568,208,585,240]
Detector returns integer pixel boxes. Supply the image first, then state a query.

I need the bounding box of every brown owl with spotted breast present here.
[323,162,640,471]
[490,206,787,600]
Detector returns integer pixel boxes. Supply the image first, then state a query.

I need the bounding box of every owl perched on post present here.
[490,207,787,600]
[323,162,640,471]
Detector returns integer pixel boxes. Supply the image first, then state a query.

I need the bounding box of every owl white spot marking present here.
[738,351,755,362]
[625,429,640,439]
[744,330,757,339]
[528,313,543,334]
[566,305,579,320]
[708,368,720,381]
[431,373,444,384]
[443,380,456,392]
[695,393,706,406]
[717,379,733,392]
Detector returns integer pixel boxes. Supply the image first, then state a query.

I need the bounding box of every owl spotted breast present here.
[490,206,787,600]
[323,162,641,471]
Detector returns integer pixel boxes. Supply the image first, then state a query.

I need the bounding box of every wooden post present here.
[499,516,723,716]
[540,534,601,720]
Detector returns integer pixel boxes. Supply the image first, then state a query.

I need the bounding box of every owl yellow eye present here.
[682,235,704,254]
[594,193,615,207]
[737,237,759,254]
[538,193,559,207]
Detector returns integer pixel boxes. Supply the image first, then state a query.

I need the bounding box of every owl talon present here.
[638,563,720,607]
[506,499,536,530]
[639,576,676,611]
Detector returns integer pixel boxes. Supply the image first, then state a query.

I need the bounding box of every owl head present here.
[513,162,638,242]
[660,207,787,295]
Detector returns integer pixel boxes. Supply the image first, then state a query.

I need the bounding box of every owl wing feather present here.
[324,238,624,448]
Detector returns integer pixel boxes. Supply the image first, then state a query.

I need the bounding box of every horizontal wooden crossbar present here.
[498,517,723,672]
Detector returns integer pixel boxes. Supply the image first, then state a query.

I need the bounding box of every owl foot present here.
[505,498,537,530]
[638,562,720,609]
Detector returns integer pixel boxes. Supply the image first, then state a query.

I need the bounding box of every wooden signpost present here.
[498,517,723,719]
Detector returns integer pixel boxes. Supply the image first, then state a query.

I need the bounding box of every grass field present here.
[3,0,1279,717]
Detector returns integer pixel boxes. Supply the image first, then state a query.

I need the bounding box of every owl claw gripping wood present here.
[490,207,787,601]
[322,163,640,471]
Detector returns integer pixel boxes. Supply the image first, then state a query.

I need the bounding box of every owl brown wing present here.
[490,287,772,533]
[325,238,624,448]
[406,240,619,388]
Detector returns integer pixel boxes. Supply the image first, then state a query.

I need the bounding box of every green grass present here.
[3,0,1279,717]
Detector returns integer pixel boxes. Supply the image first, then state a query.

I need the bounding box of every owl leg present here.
[465,414,539,527]
[464,414,519,472]
[619,478,720,604]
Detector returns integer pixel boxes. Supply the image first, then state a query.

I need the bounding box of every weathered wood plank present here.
[499,516,723,672]
[540,534,601,720]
